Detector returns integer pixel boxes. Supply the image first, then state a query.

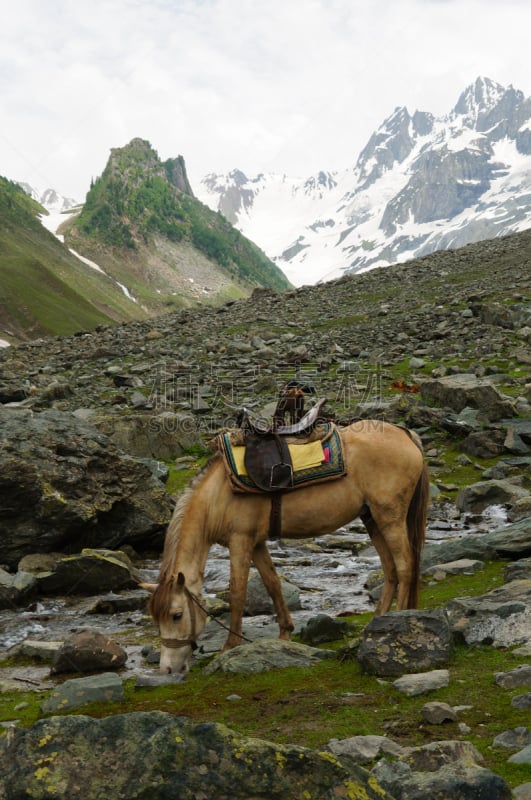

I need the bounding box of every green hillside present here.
[0,178,147,344]
[66,139,291,302]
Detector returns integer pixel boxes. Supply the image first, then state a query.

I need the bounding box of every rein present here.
[160,585,252,651]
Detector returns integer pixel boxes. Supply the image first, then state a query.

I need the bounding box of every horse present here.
[142,419,430,675]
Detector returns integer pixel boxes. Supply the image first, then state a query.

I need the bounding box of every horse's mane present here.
[149,453,220,624]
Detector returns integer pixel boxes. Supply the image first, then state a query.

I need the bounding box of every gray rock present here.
[203,638,335,675]
[0,711,394,800]
[327,734,405,763]
[509,496,531,521]
[421,516,531,569]
[357,609,452,676]
[9,639,63,663]
[483,517,531,557]
[493,727,531,749]
[460,428,506,458]
[51,629,127,675]
[243,571,301,615]
[424,558,484,579]
[299,613,349,644]
[0,568,37,609]
[446,580,531,647]
[393,669,450,696]
[421,701,458,724]
[513,782,531,799]
[25,548,142,596]
[509,745,531,765]
[419,374,516,421]
[41,672,124,712]
[512,693,531,709]
[372,756,511,800]
[495,665,531,689]
[402,739,483,771]
[0,408,173,568]
[456,479,529,513]
[505,558,531,582]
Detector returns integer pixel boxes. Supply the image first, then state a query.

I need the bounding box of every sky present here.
[1,0,530,202]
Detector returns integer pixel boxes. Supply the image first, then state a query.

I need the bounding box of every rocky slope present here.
[0,225,529,563]
[0,227,530,799]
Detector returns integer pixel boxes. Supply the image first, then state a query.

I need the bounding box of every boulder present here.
[0,568,37,609]
[21,548,142,596]
[41,672,124,712]
[460,429,506,458]
[203,638,335,675]
[421,516,531,570]
[50,629,127,675]
[393,669,450,697]
[456,480,529,513]
[299,613,349,644]
[424,558,485,580]
[0,408,173,567]
[419,374,516,421]
[244,571,301,615]
[327,734,405,764]
[357,610,452,676]
[372,739,512,800]
[446,580,531,647]
[494,665,531,690]
[93,411,201,459]
[0,712,394,800]
[421,701,458,724]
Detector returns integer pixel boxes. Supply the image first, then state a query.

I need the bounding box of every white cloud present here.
[1,0,530,198]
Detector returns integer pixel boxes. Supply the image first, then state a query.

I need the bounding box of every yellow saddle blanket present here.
[230,439,325,476]
[217,422,346,494]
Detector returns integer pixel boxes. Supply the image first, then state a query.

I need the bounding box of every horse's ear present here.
[176,572,186,587]
[139,582,158,594]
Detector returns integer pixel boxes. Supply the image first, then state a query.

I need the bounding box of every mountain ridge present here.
[198,77,531,286]
[1,141,291,344]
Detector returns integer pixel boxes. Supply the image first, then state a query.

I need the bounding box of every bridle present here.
[159,584,252,652]
[160,585,204,652]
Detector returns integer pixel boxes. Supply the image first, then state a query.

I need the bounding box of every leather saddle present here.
[240,398,328,493]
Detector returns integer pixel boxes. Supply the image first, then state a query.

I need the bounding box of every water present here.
[0,505,508,685]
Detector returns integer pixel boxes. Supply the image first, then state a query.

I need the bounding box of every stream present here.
[0,504,508,688]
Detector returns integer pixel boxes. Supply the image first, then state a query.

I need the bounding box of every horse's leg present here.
[361,511,399,615]
[224,535,254,650]
[252,541,294,640]
[372,510,414,613]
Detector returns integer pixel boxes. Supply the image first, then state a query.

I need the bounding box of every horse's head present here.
[141,572,207,675]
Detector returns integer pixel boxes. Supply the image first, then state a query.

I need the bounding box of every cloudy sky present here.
[1,0,530,200]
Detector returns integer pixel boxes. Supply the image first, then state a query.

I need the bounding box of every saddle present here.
[239,398,328,493]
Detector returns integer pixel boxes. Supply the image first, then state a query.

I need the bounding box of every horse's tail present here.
[406,458,430,609]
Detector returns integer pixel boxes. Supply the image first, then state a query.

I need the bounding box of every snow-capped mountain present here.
[17,183,79,213]
[198,77,531,286]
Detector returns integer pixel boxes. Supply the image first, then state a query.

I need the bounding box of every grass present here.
[1,561,528,790]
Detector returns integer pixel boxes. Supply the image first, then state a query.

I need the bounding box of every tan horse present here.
[143,420,430,675]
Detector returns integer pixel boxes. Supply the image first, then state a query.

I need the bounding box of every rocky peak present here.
[303,171,338,195]
[452,76,525,137]
[356,105,416,188]
[163,155,194,196]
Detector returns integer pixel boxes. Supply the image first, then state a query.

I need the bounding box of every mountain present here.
[0,177,148,345]
[17,183,79,213]
[62,138,291,309]
[198,77,531,285]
